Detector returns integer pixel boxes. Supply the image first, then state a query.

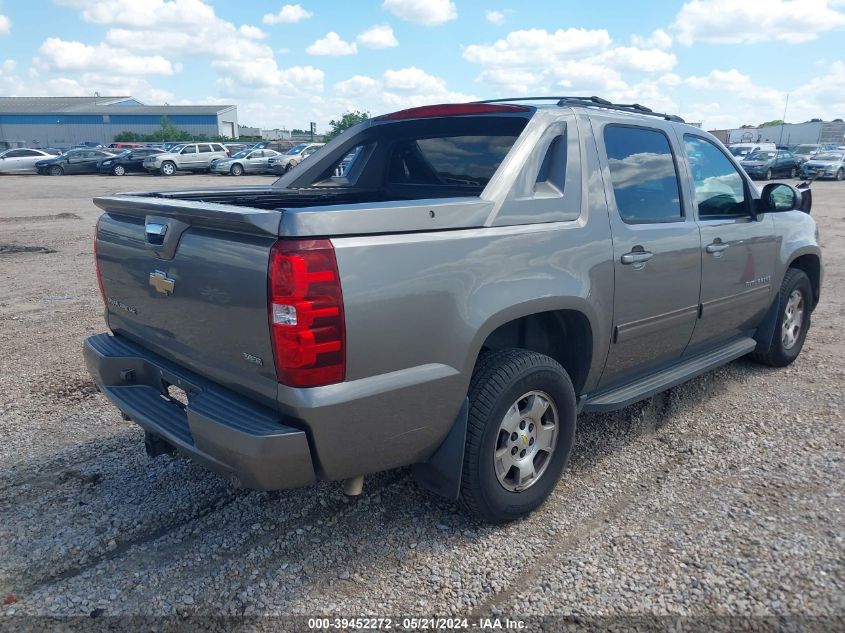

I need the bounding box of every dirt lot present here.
[0,173,843,627]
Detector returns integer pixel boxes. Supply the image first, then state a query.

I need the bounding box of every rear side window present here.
[604,126,682,223]
[198,144,212,153]
[388,135,519,187]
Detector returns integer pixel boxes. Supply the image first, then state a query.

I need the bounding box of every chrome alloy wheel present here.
[782,288,805,350]
[494,390,558,492]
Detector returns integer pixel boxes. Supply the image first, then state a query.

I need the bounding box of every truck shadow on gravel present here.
[1,358,782,607]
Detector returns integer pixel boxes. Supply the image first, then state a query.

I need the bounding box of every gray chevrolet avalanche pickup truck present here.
[85,97,821,523]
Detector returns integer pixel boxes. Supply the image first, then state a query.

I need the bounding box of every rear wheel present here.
[112,164,126,176]
[750,268,812,367]
[460,349,576,524]
[160,161,176,176]
[48,165,64,176]
[230,163,244,176]
[790,166,798,178]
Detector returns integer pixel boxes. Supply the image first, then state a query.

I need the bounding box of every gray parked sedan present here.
[211,148,281,176]
[0,148,56,174]
[800,151,845,181]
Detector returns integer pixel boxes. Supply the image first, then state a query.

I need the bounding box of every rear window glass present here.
[388,135,518,187]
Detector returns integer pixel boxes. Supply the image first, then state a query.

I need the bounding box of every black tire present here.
[112,164,125,176]
[766,168,773,180]
[159,161,176,176]
[460,349,576,524]
[837,168,844,182]
[48,165,64,176]
[750,268,813,367]
[230,163,244,176]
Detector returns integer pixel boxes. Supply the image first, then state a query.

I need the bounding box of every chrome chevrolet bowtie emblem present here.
[149,270,175,295]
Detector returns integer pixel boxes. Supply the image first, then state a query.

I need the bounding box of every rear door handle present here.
[620,251,654,265]
[706,241,729,255]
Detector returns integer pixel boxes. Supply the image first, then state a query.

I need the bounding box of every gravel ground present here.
[0,173,842,630]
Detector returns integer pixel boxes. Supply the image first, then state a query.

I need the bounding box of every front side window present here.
[684,135,747,218]
[182,145,197,154]
[603,126,682,223]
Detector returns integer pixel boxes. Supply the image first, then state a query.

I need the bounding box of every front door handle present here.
[706,240,729,255]
[620,250,654,265]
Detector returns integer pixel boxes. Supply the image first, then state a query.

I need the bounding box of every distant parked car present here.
[143,142,229,176]
[0,148,57,174]
[35,149,116,175]
[268,143,324,174]
[98,148,165,176]
[107,142,145,151]
[728,142,776,160]
[740,149,800,180]
[800,151,845,181]
[211,148,281,176]
[792,144,820,164]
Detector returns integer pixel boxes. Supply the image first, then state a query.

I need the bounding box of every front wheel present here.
[460,349,576,524]
[837,168,844,181]
[230,163,244,176]
[112,164,126,176]
[766,168,773,180]
[750,268,813,367]
[48,165,64,176]
[159,161,176,176]
[790,166,798,178]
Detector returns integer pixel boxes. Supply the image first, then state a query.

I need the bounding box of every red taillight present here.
[376,103,529,120]
[94,217,106,306]
[226,151,231,157]
[268,239,345,387]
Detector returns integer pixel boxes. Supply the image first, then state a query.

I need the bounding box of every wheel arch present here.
[470,302,597,397]
[787,251,821,308]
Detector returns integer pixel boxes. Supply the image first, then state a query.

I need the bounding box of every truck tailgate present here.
[94,196,282,407]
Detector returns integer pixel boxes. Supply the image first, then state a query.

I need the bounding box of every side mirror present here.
[758,182,811,214]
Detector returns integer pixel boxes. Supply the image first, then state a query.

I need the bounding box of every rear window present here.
[388,135,518,187]
[297,115,529,192]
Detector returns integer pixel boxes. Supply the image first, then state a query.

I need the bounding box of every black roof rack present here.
[474,95,685,123]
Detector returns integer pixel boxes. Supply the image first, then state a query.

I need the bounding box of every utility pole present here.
[778,94,789,147]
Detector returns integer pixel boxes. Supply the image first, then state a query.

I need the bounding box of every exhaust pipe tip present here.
[342,475,364,496]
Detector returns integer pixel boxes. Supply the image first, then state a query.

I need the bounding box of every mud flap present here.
[753,293,780,353]
[411,398,468,500]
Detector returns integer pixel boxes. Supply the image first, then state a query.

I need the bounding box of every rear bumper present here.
[84,333,316,490]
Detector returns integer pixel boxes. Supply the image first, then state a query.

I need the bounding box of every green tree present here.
[291,128,306,135]
[759,119,785,127]
[325,110,370,141]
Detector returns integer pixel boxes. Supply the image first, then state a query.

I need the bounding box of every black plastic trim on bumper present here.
[83,333,315,490]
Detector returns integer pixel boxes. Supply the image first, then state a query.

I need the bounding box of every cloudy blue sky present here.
[0,0,843,131]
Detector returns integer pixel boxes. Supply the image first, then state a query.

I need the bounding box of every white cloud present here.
[357,24,398,48]
[262,4,313,25]
[0,14,10,36]
[335,75,381,96]
[55,0,212,27]
[631,29,672,50]
[382,0,457,26]
[588,46,677,73]
[476,68,544,93]
[214,60,324,94]
[37,38,178,76]
[306,32,357,56]
[463,28,612,66]
[485,10,506,25]
[1,59,15,73]
[672,0,845,45]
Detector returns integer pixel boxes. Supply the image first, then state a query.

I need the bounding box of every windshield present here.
[168,144,185,153]
[794,145,818,155]
[813,153,843,161]
[729,147,750,156]
[232,150,251,159]
[746,151,775,161]
[285,144,308,155]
